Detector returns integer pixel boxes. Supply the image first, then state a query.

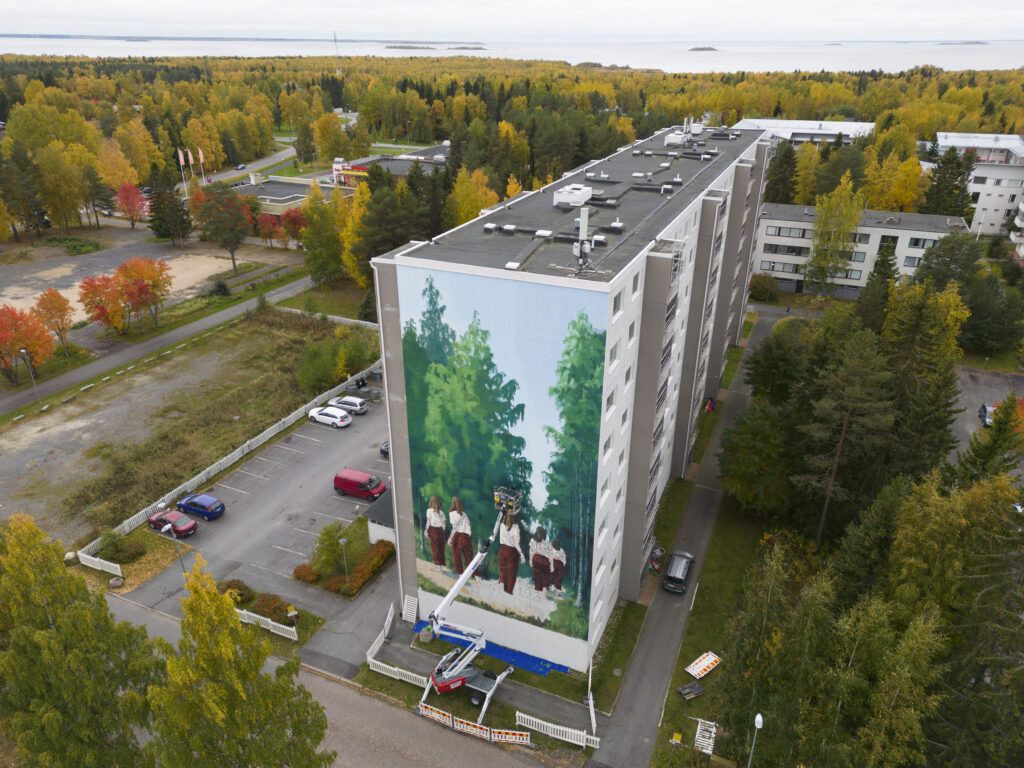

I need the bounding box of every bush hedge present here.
[96,532,147,564]
[250,592,289,624]
[222,579,254,604]
[293,563,320,583]
[319,540,394,598]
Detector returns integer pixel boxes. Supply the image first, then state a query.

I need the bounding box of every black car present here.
[662,550,695,594]
[979,403,997,427]
[380,441,390,458]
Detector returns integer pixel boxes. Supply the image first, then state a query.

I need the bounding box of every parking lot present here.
[954,366,1024,455]
[127,397,393,628]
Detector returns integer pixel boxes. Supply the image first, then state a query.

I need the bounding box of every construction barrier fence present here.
[415,704,531,745]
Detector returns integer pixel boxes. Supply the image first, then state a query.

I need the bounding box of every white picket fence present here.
[236,608,299,641]
[368,657,429,688]
[77,551,123,578]
[76,358,382,575]
[515,711,600,749]
[366,602,395,662]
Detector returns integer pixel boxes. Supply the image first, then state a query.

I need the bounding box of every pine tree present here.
[148,165,192,245]
[856,240,897,333]
[961,272,1024,354]
[923,146,975,222]
[764,140,796,204]
[941,393,1024,490]
[357,288,376,322]
[912,231,983,292]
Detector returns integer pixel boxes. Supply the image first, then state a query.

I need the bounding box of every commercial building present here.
[333,143,449,186]
[936,132,1024,236]
[731,118,874,145]
[754,203,968,297]
[372,123,770,671]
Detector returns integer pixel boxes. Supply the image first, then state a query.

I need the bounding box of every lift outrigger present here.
[419,487,521,723]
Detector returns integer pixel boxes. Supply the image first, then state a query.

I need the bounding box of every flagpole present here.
[177,148,187,188]
[198,148,207,185]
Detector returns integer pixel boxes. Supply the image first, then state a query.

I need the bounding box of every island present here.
[386,45,434,50]
[449,46,485,50]
[689,46,718,52]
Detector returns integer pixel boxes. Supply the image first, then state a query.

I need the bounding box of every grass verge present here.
[691,408,723,465]
[68,525,188,594]
[649,498,765,768]
[960,348,1021,373]
[741,311,758,340]
[653,479,694,552]
[721,346,744,390]
[0,248,31,265]
[42,235,102,255]
[277,281,365,319]
[0,344,94,394]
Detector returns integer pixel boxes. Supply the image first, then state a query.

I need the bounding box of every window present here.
[601,478,609,496]
[766,225,807,238]
[1011,195,1017,203]
[606,390,615,410]
[628,321,636,340]
[846,270,862,280]
[621,408,629,425]
[632,273,640,294]
[609,342,619,364]
[766,225,778,236]
[849,232,870,244]
[909,238,937,249]
[625,367,632,385]
[613,291,622,315]
[850,251,866,262]
[618,450,625,467]
[879,234,898,250]
[972,192,981,203]
[974,176,988,184]
[904,255,921,268]
[603,437,611,457]
[763,243,811,257]
[763,261,800,274]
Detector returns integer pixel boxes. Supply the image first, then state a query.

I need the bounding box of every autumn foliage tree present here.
[0,304,56,384]
[78,257,172,335]
[116,182,147,229]
[32,287,73,357]
[195,183,253,275]
[257,213,282,245]
[280,208,306,246]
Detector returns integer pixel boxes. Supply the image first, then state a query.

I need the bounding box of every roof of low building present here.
[732,118,875,139]
[937,132,1024,158]
[762,202,968,233]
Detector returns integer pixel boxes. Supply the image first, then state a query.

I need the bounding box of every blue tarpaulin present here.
[413,621,571,676]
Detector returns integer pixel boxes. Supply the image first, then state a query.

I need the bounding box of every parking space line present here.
[216,482,250,495]
[310,509,355,523]
[254,456,283,466]
[237,469,268,480]
[270,444,305,454]
[272,544,308,557]
[292,433,322,442]
[294,528,320,536]
[247,563,292,579]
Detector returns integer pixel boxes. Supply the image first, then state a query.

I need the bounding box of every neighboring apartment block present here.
[936,132,1024,236]
[732,118,875,144]
[1013,194,1024,260]
[754,203,967,297]
[372,124,770,671]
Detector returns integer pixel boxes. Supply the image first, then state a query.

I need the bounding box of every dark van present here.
[333,468,387,501]
[662,550,695,594]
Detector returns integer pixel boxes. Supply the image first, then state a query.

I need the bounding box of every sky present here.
[2,0,1022,43]
[396,265,607,514]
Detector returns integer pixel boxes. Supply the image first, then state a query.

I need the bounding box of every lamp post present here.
[160,503,186,574]
[338,537,349,580]
[233,415,241,445]
[746,713,764,768]
[19,348,41,406]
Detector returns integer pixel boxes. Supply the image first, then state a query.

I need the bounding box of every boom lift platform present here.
[419,487,521,723]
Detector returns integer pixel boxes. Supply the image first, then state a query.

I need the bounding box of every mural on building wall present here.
[397,266,606,640]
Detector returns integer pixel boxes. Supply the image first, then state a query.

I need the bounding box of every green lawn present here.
[742,311,758,340]
[721,346,744,390]
[269,160,333,178]
[652,480,694,551]
[690,407,723,465]
[649,498,766,768]
[277,281,366,319]
[0,344,94,395]
[960,347,1021,373]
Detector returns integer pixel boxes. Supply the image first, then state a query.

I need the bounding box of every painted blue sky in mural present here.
[397,266,608,512]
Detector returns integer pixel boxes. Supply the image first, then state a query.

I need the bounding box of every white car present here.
[308,406,352,428]
[327,395,368,414]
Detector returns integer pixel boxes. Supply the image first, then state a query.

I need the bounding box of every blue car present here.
[176,493,226,520]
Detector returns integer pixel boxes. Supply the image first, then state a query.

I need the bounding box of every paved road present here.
[188,145,297,186]
[0,275,311,417]
[590,307,778,768]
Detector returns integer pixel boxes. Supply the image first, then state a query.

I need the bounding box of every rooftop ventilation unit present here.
[586,172,596,178]
[610,218,624,230]
[501,224,517,234]
[535,229,552,238]
[483,222,497,233]
[660,162,671,168]
[664,131,687,147]
[505,261,521,270]
[552,183,593,207]
[661,184,674,194]
[632,172,644,178]
[592,234,607,245]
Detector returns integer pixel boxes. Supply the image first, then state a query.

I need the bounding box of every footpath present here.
[0,274,312,417]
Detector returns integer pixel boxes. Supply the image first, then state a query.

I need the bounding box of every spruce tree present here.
[923,146,975,222]
[148,165,192,245]
[764,140,796,204]
[941,393,1024,490]
[856,240,898,333]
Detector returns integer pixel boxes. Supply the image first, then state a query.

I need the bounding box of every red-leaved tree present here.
[116,183,148,229]
[78,274,131,335]
[0,304,56,384]
[32,287,74,357]
[257,213,281,246]
[281,208,307,247]
[115,257,172,328]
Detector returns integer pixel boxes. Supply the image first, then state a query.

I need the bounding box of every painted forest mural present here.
[398,268,607,640]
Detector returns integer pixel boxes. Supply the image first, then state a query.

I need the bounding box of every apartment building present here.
[1013,195,1024,260]
[936,132,1024,236]
[371,124,770,671]
[732,118,875,145]
[754,203,968,297]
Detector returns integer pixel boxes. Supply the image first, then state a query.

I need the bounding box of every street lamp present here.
[159,503,186,575]
[338,537,349,580]
[233,415,241,445]
[19,348,41,406]
[746,713,764,768]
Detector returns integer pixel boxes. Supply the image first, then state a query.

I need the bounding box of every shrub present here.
[96,531,147,564]
[43,236,102,255]
[222,579,254,604]
[297,337,341,393]
[250,592,290,624]
[323,575,347,594]
[255,292,268,311]
[357,289,377,322]
[749,273,779,302]
[293,563,320,583]
[208,279,231,297]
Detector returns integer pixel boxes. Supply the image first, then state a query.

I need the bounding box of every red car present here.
[148,508,198,538]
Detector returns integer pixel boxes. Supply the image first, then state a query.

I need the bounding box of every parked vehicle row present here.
[147,492,227,538]
[308,395,370,429]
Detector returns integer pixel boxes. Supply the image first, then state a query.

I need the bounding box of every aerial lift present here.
[419,487,520,723]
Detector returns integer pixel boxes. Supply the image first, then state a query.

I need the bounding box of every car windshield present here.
[365,476,380,489]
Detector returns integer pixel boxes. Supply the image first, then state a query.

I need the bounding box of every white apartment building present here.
[754,203,967,298]
[372,124,770,671]
[936,132,1024,236]
[732,118,875,145]
[1013,195,1024,260]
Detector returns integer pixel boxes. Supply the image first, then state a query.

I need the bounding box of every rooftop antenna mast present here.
[573,206,595,275]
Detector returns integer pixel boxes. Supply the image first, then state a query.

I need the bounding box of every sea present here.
[1,36,1022,73]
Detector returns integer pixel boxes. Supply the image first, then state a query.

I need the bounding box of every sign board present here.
[694,719,717,755]
[417,703,453,727]
[491,729,531,745]
[685,651,721,680]
[453,717,491,740]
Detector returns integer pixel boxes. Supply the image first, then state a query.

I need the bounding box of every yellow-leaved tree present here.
[445,166,498,228]
[341,181,372,288]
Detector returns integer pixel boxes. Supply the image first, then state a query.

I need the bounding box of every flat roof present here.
[347,154,446,178]
[763,203,968,233]
[937,132,1024,157]
[378,125,765,283]
[733,118,875,138]
[232,178,346,203]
